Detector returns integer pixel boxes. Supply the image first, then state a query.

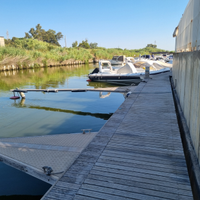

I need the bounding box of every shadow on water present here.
[12,99,112,120]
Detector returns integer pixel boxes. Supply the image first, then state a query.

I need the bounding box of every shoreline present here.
[0,59,99,72]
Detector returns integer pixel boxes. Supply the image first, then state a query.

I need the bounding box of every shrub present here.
[42,59,48,67]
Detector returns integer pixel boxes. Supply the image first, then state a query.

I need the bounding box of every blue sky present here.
[1,0,189,50]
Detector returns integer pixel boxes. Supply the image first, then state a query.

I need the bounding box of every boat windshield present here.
[112,56,118,60]
[118,56,124,61]
[102,63,111,69]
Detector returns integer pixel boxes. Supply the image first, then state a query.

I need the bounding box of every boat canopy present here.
[134,60,172,69]
[99,60,138,74]
[117,62,138,74]
[111,55,125,61]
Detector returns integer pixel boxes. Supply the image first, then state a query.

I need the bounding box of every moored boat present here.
[88,60,171,85]
[88,60,142,85]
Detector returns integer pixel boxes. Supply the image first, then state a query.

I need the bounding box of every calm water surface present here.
[0,64,125,197]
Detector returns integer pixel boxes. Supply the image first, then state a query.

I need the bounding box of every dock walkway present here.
[42,72,193,199]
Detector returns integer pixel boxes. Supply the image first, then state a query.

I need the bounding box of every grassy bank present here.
[0,38,172,69]
[0,39,93,68]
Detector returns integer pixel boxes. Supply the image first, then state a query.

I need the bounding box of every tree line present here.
[72,39,98,49]
[5,24,159,50]
[25,24,63,46]
[24,24,98,49]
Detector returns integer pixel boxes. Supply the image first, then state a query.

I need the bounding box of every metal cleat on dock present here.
[81,129,92,134]
[42,166,53,176]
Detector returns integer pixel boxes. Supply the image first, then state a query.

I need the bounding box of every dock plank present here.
[101,150,187,166]
[92,165,189,184]
[89,168,191,190]
[98,155,188,174]
[80,184,167,200]
[82,179,192,200]
[86,173,192,196]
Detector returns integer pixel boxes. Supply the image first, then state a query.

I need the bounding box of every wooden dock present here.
[42,72,193,200]
[10,87,131,94]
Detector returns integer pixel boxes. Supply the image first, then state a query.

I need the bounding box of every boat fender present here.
[10,91,20,99]
[10,96,20,99]
[126,91,132,97]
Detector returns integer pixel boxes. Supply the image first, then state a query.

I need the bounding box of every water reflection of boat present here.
[88,60,171,86]
[87,80,120,88]
[99,92,111,98]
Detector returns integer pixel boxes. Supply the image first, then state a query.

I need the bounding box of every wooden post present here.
[145,66,150,79]
[19,92,26,99]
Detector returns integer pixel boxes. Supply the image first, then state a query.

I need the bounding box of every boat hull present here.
[88,75,142,85]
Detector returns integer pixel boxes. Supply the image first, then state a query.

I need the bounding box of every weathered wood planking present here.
[42,72,193,200]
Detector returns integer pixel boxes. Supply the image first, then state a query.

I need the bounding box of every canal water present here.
[0,64,125,198]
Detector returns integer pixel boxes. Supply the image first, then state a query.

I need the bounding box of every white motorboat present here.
[88,60,170,85]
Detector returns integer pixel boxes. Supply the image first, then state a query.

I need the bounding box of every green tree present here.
[146,44,157,48]
[72,41,78,47]
[25,32,31,38]
[25,24,63,46]
[4,39,12,46]
[90,42,98,49]
[78,39,90,49]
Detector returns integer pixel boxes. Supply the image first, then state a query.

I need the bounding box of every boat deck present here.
[42,72,193,200]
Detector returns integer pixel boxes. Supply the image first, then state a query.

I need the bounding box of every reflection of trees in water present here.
[12,99,112,120]
[0,64,95,91]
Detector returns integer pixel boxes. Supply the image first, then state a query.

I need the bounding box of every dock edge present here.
[170,76,200,200]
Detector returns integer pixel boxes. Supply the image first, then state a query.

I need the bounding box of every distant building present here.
[0,36,5,47]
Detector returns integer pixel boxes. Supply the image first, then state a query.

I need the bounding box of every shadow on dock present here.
[11,99,112,120]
